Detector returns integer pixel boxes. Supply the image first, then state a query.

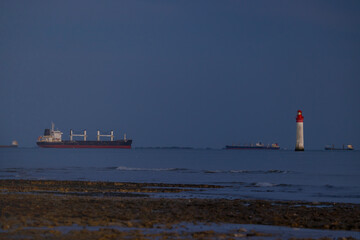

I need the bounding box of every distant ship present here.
[0,140,18,148]
[324,144,353,151]
[225,142,280,150]
[37,123,132,149]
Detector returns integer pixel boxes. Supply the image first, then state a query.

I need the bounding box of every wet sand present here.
[1,179,359,239]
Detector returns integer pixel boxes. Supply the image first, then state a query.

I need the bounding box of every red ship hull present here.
[37,140,132,149]
[37,145,131,149]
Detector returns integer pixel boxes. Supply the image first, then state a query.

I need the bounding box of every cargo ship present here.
[0,140,18,148]
[324,144,353,151]
[37,123,132,149]
[225,142,280,150]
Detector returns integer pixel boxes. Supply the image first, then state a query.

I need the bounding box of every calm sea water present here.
[0,148,359,203]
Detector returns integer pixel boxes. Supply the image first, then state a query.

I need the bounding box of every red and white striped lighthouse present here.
[295,110,304,151]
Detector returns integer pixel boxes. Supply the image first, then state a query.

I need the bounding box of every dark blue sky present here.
[1,0,359,149]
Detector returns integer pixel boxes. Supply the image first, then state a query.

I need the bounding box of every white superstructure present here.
[38,123,63,142]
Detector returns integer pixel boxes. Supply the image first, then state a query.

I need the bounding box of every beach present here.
[1,179,359,239]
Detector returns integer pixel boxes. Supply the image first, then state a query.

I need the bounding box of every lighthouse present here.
[295,110,304,151]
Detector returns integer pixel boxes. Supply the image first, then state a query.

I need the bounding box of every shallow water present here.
[1,148,359,203]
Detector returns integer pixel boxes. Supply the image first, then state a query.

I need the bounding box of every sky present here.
[1,0,359,149]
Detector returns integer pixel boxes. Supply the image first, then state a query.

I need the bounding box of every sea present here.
[1,148,359,204]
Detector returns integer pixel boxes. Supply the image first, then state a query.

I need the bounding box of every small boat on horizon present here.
[225,142,280,150]
[0,140,18,148]
[324,144,353,151]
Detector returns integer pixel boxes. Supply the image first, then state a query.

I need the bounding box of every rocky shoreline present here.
[1,179,359,239]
